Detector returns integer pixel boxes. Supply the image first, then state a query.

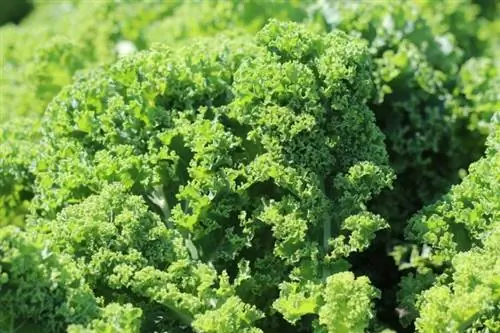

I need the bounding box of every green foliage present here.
[413,0,498,58]
[67,304,143,333]
[145,0,315,46]
[0,0,313,123]
[406,125,499,265]
[0,1,498,332]
[0,0,181,121]
[22,20,394,332]
[0,226,99,332]
[0,0,315,227]
[0,0,185,224]
[0,225,145,332]
[397,124,500,330]
[275,272,379,333]
[450,57,500,134]
[0,118,39,227]
[415,227,500,332]
[0,0,32,25]
[315,0,498,228]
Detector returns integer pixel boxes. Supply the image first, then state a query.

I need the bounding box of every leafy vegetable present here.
[0,1,498,332]
[0,20,396,332]
[397,124,500,330]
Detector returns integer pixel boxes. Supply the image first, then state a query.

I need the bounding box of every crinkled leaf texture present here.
[23,20,393,332]
[0,225,142,333]
[315,0,497,230]
[399,124,500,330]
[274,271,379,333]
[406,124,499,265]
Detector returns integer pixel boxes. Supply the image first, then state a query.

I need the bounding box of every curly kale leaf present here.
[28,20,392,331]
